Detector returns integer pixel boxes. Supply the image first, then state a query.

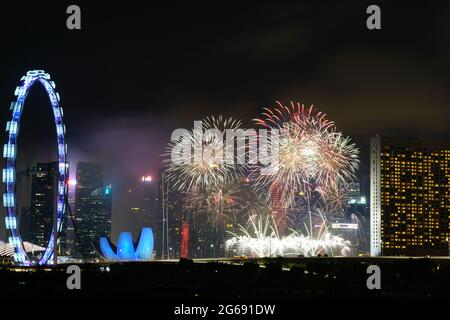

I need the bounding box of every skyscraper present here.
[159,169,187,259]
[163,188,185,259]
[127,176,159,241]
[370,136,450,256]
[345,180,369,253]
[74,162,112,260]
[59,178,77,257]
[29,162,59,248]
[347,182,367,205]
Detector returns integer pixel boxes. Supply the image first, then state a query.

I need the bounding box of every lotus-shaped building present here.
[95,227,154,261]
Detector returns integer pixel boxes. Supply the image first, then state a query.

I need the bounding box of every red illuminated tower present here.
[180,222,190,258]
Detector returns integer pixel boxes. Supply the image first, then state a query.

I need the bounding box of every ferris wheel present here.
[3,70,68,265]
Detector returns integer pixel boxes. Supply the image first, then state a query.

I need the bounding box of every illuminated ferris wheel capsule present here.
[3,70,68,265]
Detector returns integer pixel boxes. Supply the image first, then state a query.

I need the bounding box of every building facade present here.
[59,178,76,257]
[74,162,112,259]
[29,162,59,248]
[127,176,160,241]
[371,136,450,256]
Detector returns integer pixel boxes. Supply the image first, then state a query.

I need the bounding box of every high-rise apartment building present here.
[371,136,450,256]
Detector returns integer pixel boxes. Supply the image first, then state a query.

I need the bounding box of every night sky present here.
[0,1,449,240]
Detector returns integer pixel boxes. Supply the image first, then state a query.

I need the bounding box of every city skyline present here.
[2,90,450,259]
[1,1,450,305]
[1,2,450,248]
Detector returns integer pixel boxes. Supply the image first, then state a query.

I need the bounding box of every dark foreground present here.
[1,257,449,300]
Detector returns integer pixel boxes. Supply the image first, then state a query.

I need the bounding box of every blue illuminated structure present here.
[117,232,135,260]
[3,70,68,265]
[96,227,155,261]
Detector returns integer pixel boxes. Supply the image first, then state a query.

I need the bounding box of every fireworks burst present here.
[252,101,359,209]
[162,104,359,254]
[225,214,352,257]
[321,184,350,216]
[164,115,246,193]
[185,182,244,232]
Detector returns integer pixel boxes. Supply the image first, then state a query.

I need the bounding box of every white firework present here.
[225,214,352,257]
[163,115,246,192]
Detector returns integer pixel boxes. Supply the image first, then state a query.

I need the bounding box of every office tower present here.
[165,189,185,259]
[29,162,59,248]
[347,182,367,205]
[346,203,370,254]
[74,162,112,259]
[370,136,450,256]
[158,168,188,259]
[345,180,369,253]
[127,176,159,241]
[59,179,77,256]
